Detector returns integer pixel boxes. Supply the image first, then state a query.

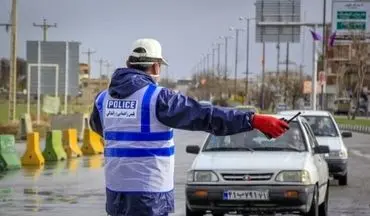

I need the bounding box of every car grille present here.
[221,173,273,181]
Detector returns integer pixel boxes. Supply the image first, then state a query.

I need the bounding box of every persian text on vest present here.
[105,100,138,119]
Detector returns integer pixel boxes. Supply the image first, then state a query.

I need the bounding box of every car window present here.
[203,122,307,152]
[302,122,318,150]
[301,115,339,137]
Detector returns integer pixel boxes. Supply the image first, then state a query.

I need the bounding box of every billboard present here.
[26,41,80,96]
[331,1,370,41]
[255,0,301,43]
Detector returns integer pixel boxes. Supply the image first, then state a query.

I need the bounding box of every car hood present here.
[315,137,343,151]
[192,151,311,171]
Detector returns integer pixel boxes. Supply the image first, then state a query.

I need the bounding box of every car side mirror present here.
[314,145,330,154]
[186,145,200,154]
[341,131,352,138]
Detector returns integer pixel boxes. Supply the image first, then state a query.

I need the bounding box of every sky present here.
[0,0,337,81]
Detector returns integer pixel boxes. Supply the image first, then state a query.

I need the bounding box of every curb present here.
[339,124,370,134]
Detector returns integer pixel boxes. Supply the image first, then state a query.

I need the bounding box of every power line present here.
[32,18,57,41]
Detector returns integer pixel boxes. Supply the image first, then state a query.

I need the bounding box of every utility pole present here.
[284,43,290,105]
[7,0,17,122]
[231,28,242,96]
[321,0,327,110]
[33,18,57,41]
[216,43,222,98]
[206,53,211,73]
[105,61,112,87]
[239,17,255,104]
[82,48,96,78]
[223,36,232,81]
[261,42,266,110]
[211,47,216,76]
[96,58,106,89]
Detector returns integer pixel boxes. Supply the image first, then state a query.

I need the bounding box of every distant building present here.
[175,79,193,94]
[79,63,90,83]
[79,78,109,104]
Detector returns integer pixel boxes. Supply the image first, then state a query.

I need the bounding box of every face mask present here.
[150,74,160,83]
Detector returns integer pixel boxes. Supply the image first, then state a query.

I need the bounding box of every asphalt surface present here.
[0,130,370,215]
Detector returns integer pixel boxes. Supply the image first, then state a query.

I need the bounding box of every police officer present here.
[89,38,290,216]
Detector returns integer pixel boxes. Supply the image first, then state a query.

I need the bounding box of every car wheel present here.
[186,204,204,216]
[338,173,348,186]
[304,185,319,216]
[319,182,329,216]
[212,213,224,216]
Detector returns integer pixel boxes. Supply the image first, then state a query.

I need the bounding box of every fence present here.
[339,124,370,134]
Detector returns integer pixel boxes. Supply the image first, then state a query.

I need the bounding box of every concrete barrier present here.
[42,130,67,161]
[0,135,21,171]
[81,129,104,155]
[21,132,45,166]
[50,113,90,141]
[62,129,82,158]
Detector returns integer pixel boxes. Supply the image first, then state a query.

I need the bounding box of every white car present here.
[185,114,330,216]
[278,110,351,186]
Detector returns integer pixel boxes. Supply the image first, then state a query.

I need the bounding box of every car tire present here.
[212,213,224,216]
[304,185,319,216]
[319,182,329,216]
[186,204,204,216]
[338,173,348,186]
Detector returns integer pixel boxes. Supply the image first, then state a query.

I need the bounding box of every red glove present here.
[252,114,289,138]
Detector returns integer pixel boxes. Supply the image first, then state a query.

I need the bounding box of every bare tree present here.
[345,32,369,120]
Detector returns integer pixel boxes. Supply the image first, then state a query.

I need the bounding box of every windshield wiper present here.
[204,147,254,152]
[252,146,303,152]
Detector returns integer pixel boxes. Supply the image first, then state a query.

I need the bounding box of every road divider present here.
[0,135,21,171]
[81,129,104,155]
[339,124,370,134]
[1,128,105,174]
[21,132,45,166]
[42,130,67,161]
[63,129,82,158]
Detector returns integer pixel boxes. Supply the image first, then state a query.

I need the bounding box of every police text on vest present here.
[105,100,138,119]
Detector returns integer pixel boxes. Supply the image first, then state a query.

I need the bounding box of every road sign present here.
[255,0,301,43]
[331,1,370,41]
[26,41,80,96]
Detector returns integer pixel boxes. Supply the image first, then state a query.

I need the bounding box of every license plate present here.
[223,190,269,201]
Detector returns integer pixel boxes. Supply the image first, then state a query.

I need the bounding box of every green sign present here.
[337,11,366,19]
[337,21,366,30]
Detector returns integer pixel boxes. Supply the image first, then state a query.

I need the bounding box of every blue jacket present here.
[89,68,255,216]
[90,68,254,138]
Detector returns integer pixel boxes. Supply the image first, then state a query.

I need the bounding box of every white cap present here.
[129,38,168,66]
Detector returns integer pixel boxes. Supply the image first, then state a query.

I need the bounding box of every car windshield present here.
[203,122,307,152]
[302,116,339,137]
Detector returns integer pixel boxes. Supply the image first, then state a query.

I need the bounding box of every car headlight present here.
[327,149,348,159]
[275,170,311,184]
[187,170,219,182]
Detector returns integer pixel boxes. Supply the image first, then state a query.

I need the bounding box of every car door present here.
[303,122,328,200]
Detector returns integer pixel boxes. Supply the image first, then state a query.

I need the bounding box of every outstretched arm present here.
[155,88,254,136]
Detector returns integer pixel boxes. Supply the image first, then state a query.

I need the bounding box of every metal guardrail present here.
[339,124,370,134]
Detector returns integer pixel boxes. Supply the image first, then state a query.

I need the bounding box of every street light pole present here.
[239,17,255,104]
[220,36,233,81]
[230,28,243,96]
[212,47,216,76]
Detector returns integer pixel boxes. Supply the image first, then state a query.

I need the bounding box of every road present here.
[0,130,370,215]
